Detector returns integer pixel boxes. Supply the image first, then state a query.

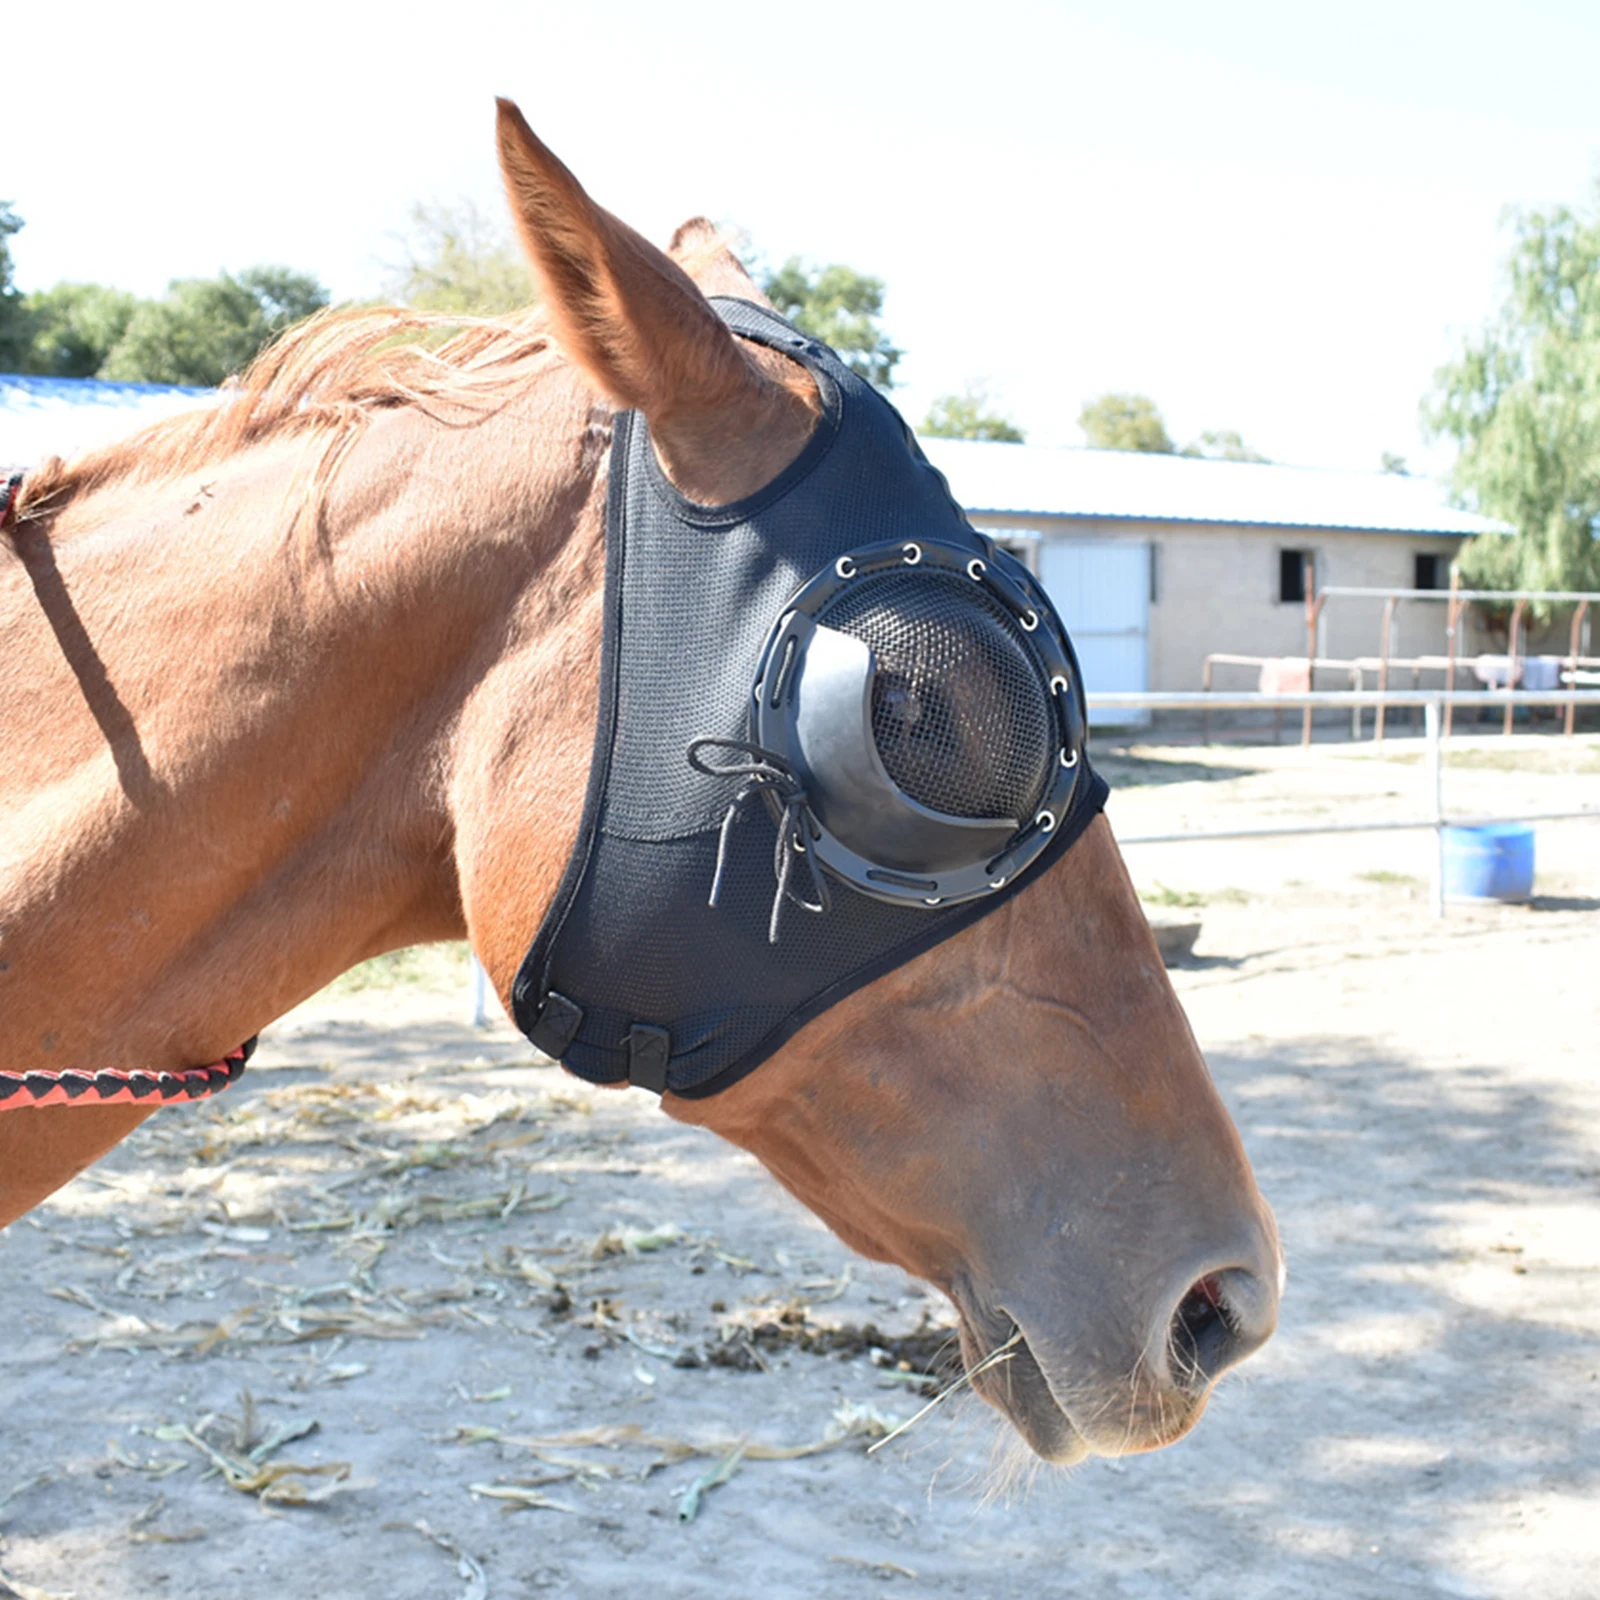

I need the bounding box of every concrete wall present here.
[971,513,1467,692]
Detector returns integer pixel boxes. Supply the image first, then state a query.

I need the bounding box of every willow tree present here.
[1427,188,1600,592]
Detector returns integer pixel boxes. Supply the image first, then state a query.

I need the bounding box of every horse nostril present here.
[1166,1267,1272,1389]
[1168,1274,1233,1388]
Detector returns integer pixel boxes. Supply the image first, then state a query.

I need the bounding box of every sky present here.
[7,0,1600,476]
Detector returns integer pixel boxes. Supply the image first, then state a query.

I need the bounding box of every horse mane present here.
[13,304,557,526]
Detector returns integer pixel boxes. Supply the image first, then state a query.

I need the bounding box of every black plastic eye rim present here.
[749,535,1088,909]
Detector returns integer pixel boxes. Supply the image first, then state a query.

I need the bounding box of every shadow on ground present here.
[1528,894,1600,913]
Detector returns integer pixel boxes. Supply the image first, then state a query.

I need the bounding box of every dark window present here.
[1414,552,1445,590]
[1278,548,1310,604]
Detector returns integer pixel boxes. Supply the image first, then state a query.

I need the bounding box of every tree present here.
[1078,392,1174,453]
[0,202,28,372]
[21,282,137,377]
[1380,451,1410,475]
[1425,184,1600,592]
[1181,428,1267,463]
[762,258,900,391]
[387,200,531,316]
[100,267,329,387]
[921,385,1025,442]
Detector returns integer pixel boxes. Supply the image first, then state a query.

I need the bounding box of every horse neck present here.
[0,376,608,1076]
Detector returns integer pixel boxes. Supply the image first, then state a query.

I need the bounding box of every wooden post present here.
[1567,599,1590,737]
[1443,567,1461,740]
[1504,597,1526,737]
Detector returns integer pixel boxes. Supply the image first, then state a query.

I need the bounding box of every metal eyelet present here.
[967,558,987,581]
[1018,608,1039,632]
[902,542,923,565]
[1035,810,1056,833]
[1050,675,1069,695]
[923,896,944,906]
[1060,747,1079,769]
[989,876,1007,890]
[835,555,857,579]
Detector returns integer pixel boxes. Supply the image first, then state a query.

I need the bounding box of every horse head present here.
[474,101,1282,1463]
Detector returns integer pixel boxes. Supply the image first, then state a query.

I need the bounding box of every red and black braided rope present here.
[0,1038,256,1112]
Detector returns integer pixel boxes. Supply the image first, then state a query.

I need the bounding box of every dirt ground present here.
[2,727,1597,1600]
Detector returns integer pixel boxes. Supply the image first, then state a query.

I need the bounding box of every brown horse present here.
[0,101,1280,1463]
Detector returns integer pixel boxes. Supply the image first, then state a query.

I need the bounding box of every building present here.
[919,436,1502,717]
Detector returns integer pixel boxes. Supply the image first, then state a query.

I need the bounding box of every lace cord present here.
[687,737,830,943]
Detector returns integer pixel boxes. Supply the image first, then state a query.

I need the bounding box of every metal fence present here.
[1087,688,1600,916]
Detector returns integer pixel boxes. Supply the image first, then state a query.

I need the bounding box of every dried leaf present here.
[105,1441,186,1479]
[126,1495,205,1545]
[249,1417,320,1463]
[591,1223,681,1259]
[466,1483,577,1513]
[261,1465,373,1506]
[449,1426,502,1446]
[451,1376,512,1401]
[405,1520,487,1600]
[0,1474,54,1515]
[677,1443,746,1522]
[165,1424,369,1505]
[829,1555,920,1580]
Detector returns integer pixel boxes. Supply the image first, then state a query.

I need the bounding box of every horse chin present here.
[953,1303,1090,1465]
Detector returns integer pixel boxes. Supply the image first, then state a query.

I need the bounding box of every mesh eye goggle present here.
[747,535,1088,909]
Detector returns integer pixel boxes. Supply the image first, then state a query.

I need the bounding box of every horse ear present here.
[667,219,773,305]
[494,99,756,422]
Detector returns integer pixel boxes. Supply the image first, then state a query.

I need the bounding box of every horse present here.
[0,99,1280,1464]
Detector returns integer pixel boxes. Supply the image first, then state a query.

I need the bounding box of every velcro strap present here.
[625,1025,671,1094]
[527,992,584,1060]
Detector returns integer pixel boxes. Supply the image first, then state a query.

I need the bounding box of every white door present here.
[1038,540,1151,729]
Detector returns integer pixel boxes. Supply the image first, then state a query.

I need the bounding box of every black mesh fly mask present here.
[511,298,1108,1097]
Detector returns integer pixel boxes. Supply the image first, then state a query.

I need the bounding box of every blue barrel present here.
[1441,823,1535,900]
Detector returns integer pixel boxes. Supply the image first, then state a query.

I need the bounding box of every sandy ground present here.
[2,729,1597,1600]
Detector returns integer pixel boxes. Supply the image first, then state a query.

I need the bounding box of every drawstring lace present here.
[686,736,830,943]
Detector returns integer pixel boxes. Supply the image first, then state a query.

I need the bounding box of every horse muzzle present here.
[952,1234,1283,1462]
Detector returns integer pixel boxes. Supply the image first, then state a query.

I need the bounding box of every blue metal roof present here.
[1,374,214,464]
[917,436,1501,538]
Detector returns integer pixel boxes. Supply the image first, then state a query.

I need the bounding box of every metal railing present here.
[1087,689,1600,917]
